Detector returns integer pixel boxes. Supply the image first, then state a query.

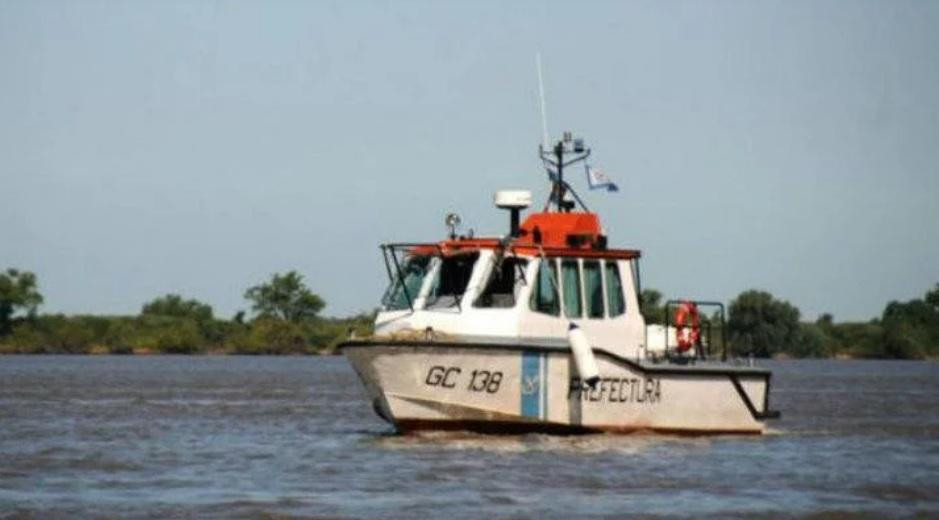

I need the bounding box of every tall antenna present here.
[536,52,549,150]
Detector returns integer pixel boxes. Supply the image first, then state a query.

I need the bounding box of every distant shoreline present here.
[2,348,935,361]
[0,346,344,356]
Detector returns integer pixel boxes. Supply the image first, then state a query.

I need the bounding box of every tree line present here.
[0,269,372,355]
[1,267,937,358]
[640,284,939,359]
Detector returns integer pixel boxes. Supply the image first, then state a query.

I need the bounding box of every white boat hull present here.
[341,340,778,435]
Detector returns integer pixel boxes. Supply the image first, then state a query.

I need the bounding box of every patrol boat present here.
[340,133,780,435]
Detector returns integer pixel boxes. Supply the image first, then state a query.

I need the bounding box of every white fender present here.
[568,323,600,388]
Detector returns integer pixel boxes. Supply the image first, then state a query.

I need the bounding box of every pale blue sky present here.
[2,0,937,321]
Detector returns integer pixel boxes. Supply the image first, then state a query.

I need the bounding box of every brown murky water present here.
[1,356,937,519]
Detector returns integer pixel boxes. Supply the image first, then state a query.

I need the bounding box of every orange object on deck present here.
[674,301,701,352]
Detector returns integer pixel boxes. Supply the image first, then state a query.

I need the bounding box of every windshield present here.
[425,252,479,309]
[382,255,432,311]
[474,256,528,308]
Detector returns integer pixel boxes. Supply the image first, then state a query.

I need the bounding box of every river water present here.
[0,356,936,519]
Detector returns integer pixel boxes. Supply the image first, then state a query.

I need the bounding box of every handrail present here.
[383,244,414,312]
[663,300,728,362]
[381,242,465,312]
[380,240,641,260]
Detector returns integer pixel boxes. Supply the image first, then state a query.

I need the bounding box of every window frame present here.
[582,259,605,319]
[604,259,627,318]
[473,255,529,309]
[424,251,480,309]
[381,254,433,311]
[560,258,583,319]
[528,257,560,316]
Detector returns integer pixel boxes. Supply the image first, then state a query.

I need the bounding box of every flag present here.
[585,164,619,192]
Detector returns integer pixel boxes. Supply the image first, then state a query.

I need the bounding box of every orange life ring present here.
[674,301,700,353]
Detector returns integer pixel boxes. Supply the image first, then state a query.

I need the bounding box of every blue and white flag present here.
[585,164,619,192]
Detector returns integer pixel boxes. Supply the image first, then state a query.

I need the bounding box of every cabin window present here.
[583,260,604,318]
[529,259,559,316]
[561,259,582,318]
[605,261,626,317]
[474,256,528,308]
[383,255,431,311]
[425,252,479,308]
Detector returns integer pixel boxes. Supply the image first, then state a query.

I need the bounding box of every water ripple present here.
[0,356,937,519]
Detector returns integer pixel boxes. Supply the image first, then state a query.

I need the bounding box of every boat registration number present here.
[424,365,503,394]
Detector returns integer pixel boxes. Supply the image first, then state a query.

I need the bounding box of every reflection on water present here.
[1,356,937,519]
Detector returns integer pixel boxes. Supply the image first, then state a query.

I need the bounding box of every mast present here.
[540,131,591,212]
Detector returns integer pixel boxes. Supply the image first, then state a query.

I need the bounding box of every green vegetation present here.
[142,294,214,323]
[727,290,802,358]
[245,271,325,323]
[639,289,665,325]
[0,269,43,335]
[2,266,937,358]
[0,269,373,355]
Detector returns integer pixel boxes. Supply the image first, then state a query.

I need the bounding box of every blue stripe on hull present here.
[521,350,542,419]
[541,352,548,421]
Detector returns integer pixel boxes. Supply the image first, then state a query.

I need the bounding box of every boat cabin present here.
[375,206,651,360]
[342,133,778,435]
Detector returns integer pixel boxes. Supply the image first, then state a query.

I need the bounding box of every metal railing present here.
[663,300,728,362]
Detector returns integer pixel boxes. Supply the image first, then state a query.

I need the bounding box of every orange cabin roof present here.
[407,211,640,260]
[517,212,602,249]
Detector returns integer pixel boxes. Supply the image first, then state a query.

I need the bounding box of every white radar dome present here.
[494,190,532,210]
